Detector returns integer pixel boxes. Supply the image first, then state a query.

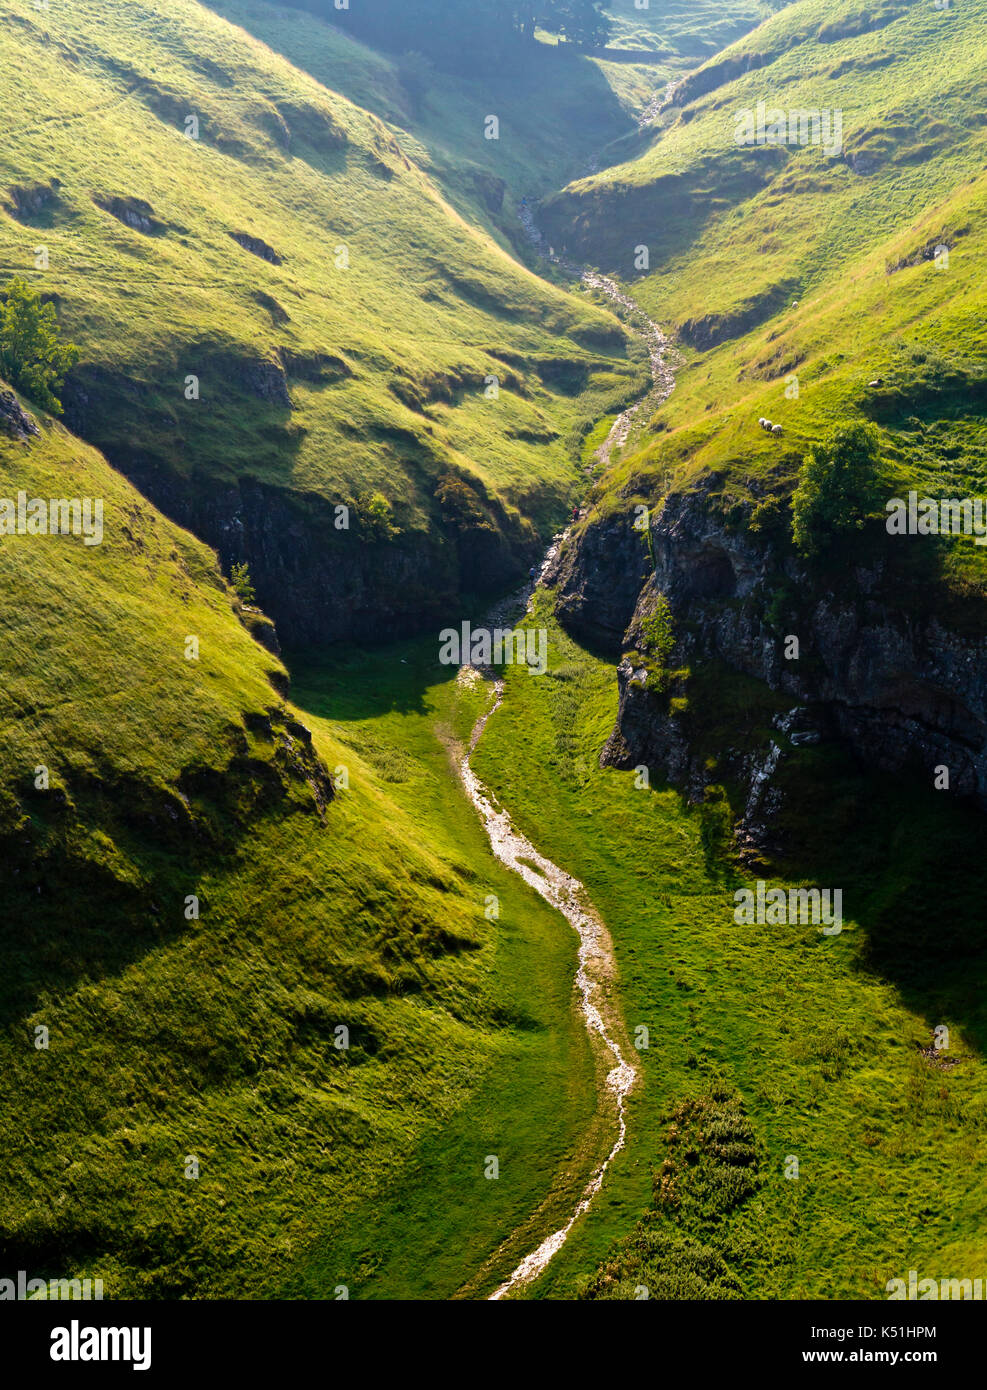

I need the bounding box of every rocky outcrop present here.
[0,387,40,441]
[60,343,544,646]
[546,510,651,650]
[93,195,164,235]
[230,230,282,264]
[554,484,987,815]
[679,279,799,351]
[6,179,61,221]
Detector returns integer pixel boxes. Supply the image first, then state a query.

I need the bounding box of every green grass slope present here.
[208,0,635,236]
[590,0,782,120]
[545,0,987,282]
[471,599,987,1297]
[214,0,774,238]
[0,0,646,643]
[0,400,601,1297]
[541,0,987,598]
[606,0,777,56]
[497,0,987,1295]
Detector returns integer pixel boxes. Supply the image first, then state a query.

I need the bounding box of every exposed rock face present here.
[679,279,798,351]
[229,353,293,408]
[190,475,530,647]
[554,485,987,811]
[94,195,163,235]
[61,357,541,647]
[846,150,880,177]
[230,230,282,264]
[0,387,40,441]
[6,179,61,221]
[546,511,651,650]
[239,607,282,657]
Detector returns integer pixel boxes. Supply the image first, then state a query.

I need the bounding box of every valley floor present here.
[280,597,987,1298]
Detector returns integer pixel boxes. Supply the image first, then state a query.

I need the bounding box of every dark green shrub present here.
[0,275,80,414]
[791,421,885,556]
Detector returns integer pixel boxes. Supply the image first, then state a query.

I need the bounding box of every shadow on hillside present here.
[201,1,633,196]
[287,635,460,723]
[764,746,987,1061]
[0,748,314,1027]
[541,144,788,275]
[0,813,199,1028]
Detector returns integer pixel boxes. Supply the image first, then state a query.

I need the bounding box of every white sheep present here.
[771,423,783,435]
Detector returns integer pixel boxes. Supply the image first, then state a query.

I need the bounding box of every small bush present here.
[640,593,675,665]
[230,562,255,603]
[0,276,80,414]
[356,491,399,542]
[581,1091,762,1300]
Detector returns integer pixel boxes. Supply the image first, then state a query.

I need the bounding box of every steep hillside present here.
[214,0,774,240]
[543,0,987,289]
[0,0,647,646]
[592,0,783,118]
[6,0,987,1312]
[541,0,987,816]
[0,394,602,1297]
[208,0,635,237]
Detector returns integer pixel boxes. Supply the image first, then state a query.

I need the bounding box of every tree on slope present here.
[791,421,885,556]
[0,276,79,415]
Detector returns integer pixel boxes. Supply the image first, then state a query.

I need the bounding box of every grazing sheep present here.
[771,423,784,435]
[758,417,768,428]
[792,299,800,308]
[761,418,774,432]
[868,378,883,387]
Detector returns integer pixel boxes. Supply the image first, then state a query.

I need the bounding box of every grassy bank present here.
[470,594,987,1297]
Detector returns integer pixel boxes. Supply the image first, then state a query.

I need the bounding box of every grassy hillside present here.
[540,0,987,594]
[0,399,604,1297]
[482,0,987,1297]
[6,0,987,1307]
[606,0,775,53]
[0,0,647,643]
[595,0,780,115]
[209,0,635,234]
[208,0,776,244]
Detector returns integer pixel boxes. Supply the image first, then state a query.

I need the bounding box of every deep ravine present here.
[454,240,679,1297]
